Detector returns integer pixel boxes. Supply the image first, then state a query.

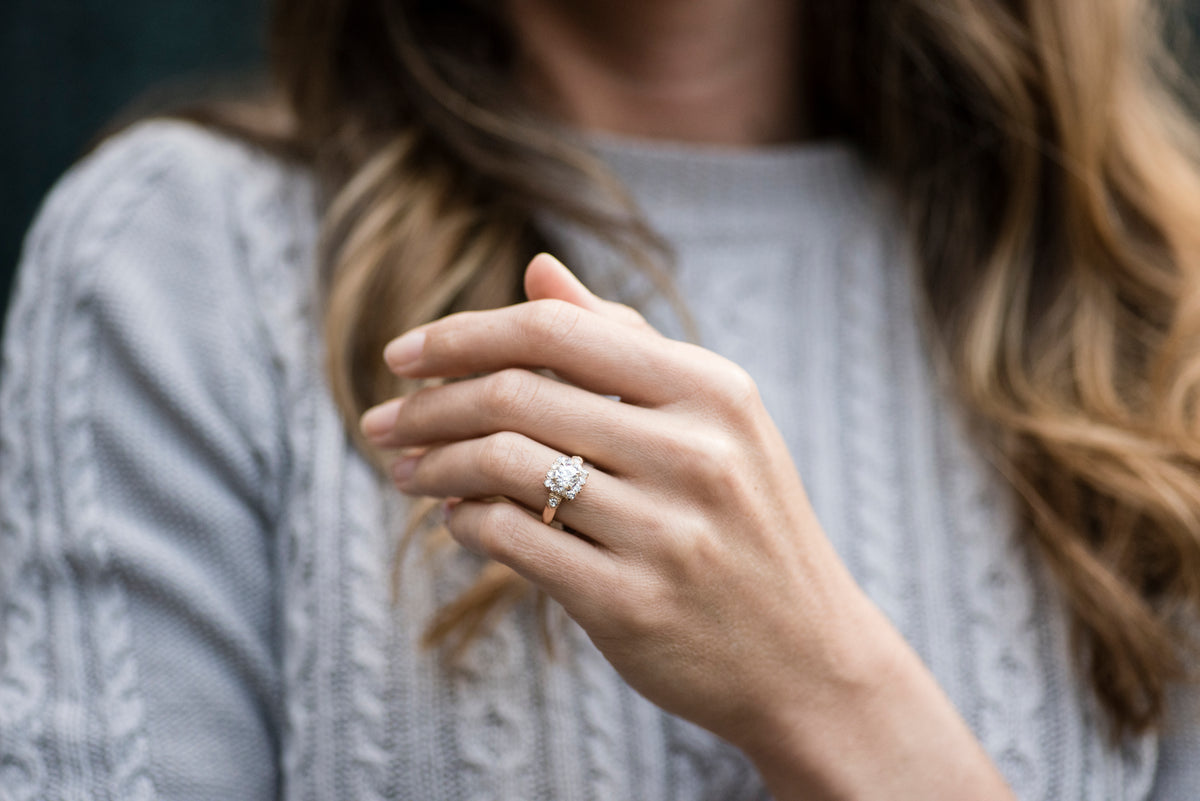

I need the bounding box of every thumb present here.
[523,253,656,333]
[523,253,603,311]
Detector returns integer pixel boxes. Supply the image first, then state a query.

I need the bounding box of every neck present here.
[506,0,807,146]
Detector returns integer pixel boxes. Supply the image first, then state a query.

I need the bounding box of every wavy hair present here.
[192,0,1200,737]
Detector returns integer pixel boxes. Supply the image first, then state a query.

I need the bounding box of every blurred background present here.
[0,0,264,332]
[1,2,1199,334]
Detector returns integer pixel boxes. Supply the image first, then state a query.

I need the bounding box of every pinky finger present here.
[445,499,615,608]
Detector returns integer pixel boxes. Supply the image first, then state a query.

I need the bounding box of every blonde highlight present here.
[185,0,1200,737]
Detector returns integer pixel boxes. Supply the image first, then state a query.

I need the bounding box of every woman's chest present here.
[271,222,1156,799]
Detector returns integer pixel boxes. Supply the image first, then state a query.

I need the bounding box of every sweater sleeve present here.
[0,122,289,801]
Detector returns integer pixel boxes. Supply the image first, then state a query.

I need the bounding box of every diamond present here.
[544,455,588,502]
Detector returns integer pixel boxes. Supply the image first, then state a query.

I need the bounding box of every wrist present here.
[733,591,898,796]
[735,593,1014,800]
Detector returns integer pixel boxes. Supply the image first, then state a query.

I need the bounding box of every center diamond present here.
[544,455,588,503]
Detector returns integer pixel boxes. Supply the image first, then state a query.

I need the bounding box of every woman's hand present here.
[360,254,1014,800]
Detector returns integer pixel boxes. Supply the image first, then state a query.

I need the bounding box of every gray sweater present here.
[1,121,1197,800]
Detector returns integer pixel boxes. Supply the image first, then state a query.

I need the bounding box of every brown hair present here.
[194,0,1200,737]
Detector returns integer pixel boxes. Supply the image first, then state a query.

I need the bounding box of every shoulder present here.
[22,117,318,294]
[0,129,308,801]
[2,119,322,492]
[8,117,321,383]
[47,117,311,215]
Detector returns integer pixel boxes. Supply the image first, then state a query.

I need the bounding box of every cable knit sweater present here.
[2,120,1198,801]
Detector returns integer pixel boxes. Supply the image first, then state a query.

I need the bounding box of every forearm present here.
[741,597,1015,801]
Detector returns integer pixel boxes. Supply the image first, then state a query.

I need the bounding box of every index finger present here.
[383,299,685,405]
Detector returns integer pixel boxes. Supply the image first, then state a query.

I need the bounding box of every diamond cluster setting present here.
[544,455,588,508]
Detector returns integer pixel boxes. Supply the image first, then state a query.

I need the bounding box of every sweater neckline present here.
[583,131,871,238]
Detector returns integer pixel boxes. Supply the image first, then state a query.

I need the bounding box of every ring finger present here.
[389,430,643,549]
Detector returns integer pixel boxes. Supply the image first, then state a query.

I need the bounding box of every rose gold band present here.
[542,502,558,525]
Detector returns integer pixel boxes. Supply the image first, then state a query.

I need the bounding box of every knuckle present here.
[482,369,538,422]
[671,344,761,418]
[476,502,523,560]
[715,361,760,409]
[686,355,762,428]
[709,430,743,466]
[478,431,527,482]
[707,455,752,500]
[676,429,740,482]
[619,571,687,639]
[658,512,722,577]
[641,515,693,565]
[602,576,660,634]
[517,299,582,346]
[618,599,660,638]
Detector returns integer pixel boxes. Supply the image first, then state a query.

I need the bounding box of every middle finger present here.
[390,430,645,549]
[384,299,697,406]
[370,368,663,473]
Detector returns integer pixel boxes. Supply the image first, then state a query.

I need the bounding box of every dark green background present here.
[2,3,1199,333]
[1,0,265,332]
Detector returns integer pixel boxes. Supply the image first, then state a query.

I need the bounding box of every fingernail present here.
[391,455,420,485]
[359,398,404,440]
[384,329,426,371]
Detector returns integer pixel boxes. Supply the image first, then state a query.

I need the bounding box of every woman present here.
[2,0,1199,797]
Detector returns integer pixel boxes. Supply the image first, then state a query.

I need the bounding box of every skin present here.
[507,0,809,143]
[361,1,1017,796]
[360,260,1014,799]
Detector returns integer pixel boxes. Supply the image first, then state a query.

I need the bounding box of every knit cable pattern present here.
[0,129,180,801]
[227,141,328,801]
[1,121,1183,800]
[939,404,1052,798]
[836,216,914,638]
